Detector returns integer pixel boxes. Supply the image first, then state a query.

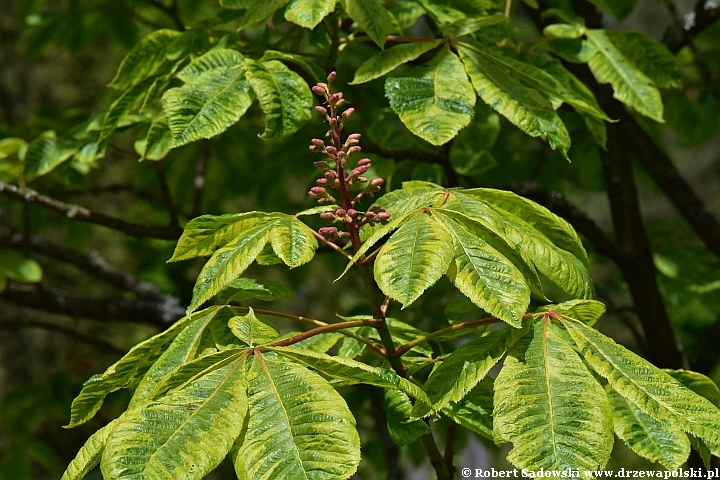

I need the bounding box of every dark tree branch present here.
[663,0,720,54]
[362,143,459,186]
[192,140,211,218]
[363,385,404,480]
[154,166,180,227]
[0,319,126,355]
[0,232,180,305]
[0,282,184,326]
[0,181,182,239]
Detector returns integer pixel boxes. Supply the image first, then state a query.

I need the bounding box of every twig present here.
[663,0,720,54]
[268,319,380,347]
[420,431,453,480]
[444,421,457,477]
[0,282,184,326]
[0,181,182,239]
[394,317,505,358]
[154,166,180,227]
[310,228,353,260]
[0,320,126,355]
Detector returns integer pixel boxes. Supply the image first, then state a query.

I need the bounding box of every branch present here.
[0,282,184,326]
[663,0,720,53]
[0,232,180,304]
[267,319,380,347]
[505,182,624,264]
[0,181,182,239]
[0,319,126,355]
[154,166,180,227]
[362,143,459,186]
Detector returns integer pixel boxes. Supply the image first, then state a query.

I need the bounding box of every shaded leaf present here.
[218,278,295,302]
[240,0,291,28]
[351,40,442,85]
[23,131,79,180]
[109,29,181,91]
[163,49,253,147]
[384,389,429,446]
[345,0,397,47]
[260,50,326,83]
[228,308,279,346]
[604,30,681,89]
[385,47,476,145]
[245,59,313,139]
[442,377,494,440]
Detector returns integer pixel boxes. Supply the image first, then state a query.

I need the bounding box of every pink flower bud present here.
[319,226,338,238]
[309,187,327,198]
[336,209,346,216]
[320,212,334,220]
[325,146,337,155]
[342,108,355,119]
[328,93,341,104]
[369,178,384,187]
[309,145,322,152]
[377,212,391,220]
[357,176,368,183]
[348,133,361,140]
[313,161,329,169]
[357,158,371,167]
[347,209,357,216]
[336,99,345,107]
[312,85,326,95]
[337,150,345,157]
[345,138,359,146]
[316,178,327,185]
[325,171,337,180]
[329,117,338,126]
[311,138,325,146]
[315,106,328,115]
[327,71,337,82]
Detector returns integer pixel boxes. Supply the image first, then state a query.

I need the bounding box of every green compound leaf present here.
[538,299,606,327]
[384,389,430,446]
[494,319,613,473]
[607,386,690,471]
[410,325,529,420]
[245,59,313,139]
[139,117,173,161]
[351,40,442,85]
[435,212,530,327]
[285,0,336,29]
[188,222,276,314]
[218,278,295,303]
[268,346,431,404]
[60,419,118,480]
[169,212,278,262]
[457,43,571,158]
[228,307,279,346]
[163,49,253,147]
[345,0,397,48]
[109,29,181,91]
[385,46,476,146]
[102,356,248,480]
[586,30,664,122]
[234,353,360,479]
[665,370,720,409]
[23,131,79,181]
[562,317,720,447]
[604,31,681,90]
[374,209,454,308]
[442,377,494,440]
[65,311,207,428]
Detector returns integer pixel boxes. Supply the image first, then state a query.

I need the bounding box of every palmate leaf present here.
[65,310,207,428]
[607,386,690,470]
[128,306,227,408]
[410,325,529,419]
[586,30,664,122]
[457,44,571,157]
[163,49,253,147]
[345,0,397,48]
[351,40,442,85]
[373,209,454,307]
[442,377,494,440]
[109,29,181,91]
[234,352,360,479]
[435,212,531,327]
[102,355,248,480]
[268,346,431,404]
[562,317,720,447]
[385,46,476,146]
[268,215,318,267]
[245,59,313,139]
[285,0,336,29]
[384,389,430,446]
[537,299,606,327]
[494,319,614,474]
[260,50,326,83]
[61,419,118,480]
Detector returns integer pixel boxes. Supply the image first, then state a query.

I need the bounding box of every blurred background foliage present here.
[0,0,719,478]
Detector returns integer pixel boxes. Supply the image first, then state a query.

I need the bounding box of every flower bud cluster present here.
[307,72,391,240]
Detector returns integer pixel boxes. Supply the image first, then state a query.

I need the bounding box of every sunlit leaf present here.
[60,419,118,480]
[351,40,442,85]
[285,0,336,29]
